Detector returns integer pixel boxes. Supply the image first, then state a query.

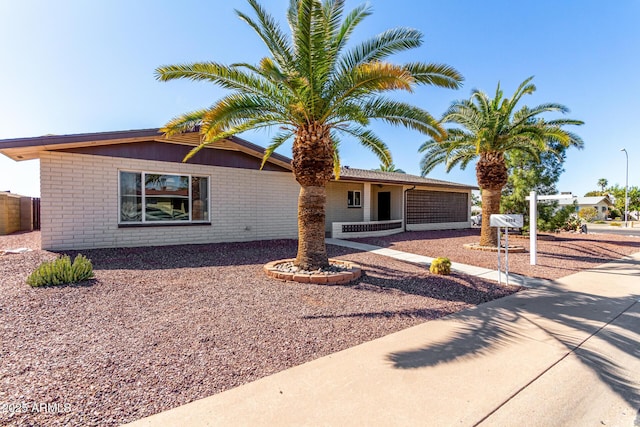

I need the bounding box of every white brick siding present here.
[325,181,364,232]
[40,152,300,250]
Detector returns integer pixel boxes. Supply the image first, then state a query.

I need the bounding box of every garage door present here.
[406,191,468,224]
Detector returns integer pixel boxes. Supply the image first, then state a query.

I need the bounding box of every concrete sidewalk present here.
[326,238,552,288]
[127,253,640,427]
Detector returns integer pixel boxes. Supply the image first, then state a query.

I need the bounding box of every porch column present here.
[363,182,371,222]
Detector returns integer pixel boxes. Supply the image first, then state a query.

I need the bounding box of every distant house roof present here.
[337,167,477,190]
[558,196,614,206]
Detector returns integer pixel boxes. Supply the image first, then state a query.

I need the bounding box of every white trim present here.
[332,220,403,239]
[117,170,211,225]
[347,190,362,208]
[406,222,470,231]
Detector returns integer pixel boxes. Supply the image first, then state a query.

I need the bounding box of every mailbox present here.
[489,214,523,228]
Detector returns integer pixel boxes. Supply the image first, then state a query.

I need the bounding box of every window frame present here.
[117,170,211,226]
[347,190,362,208]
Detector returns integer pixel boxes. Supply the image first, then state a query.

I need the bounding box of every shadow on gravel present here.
[303,307,453,320]
[387,285,640,409]
[62,239,302,270]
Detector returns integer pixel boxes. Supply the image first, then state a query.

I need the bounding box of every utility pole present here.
[621,148,628,228]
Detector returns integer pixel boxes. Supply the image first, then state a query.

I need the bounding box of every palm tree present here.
[155,0,463,269]
[375,163,405,173]
[419,77,583,247]
[597,178,608,194]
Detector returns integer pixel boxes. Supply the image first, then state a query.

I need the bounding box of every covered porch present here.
[325,168,475,239]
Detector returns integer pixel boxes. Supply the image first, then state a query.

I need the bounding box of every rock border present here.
[463,243,526,253]
[263,258,362,285]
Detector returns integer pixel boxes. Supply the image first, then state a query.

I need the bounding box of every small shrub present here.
[594,220,606,224]
[27,254,94,287]
[578,207,598,223]
[430,257,452,275]
[610,222,622,227]
[560,214,583,232]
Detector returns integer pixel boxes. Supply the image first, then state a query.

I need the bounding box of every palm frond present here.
[330,132,342,179]
[237,0,295,72]
[260,130,294,169]
[360,98,445,138]
[338,27,423,73]
[337,125,391,165]
[161,109,209,136]
[403,62,463,89]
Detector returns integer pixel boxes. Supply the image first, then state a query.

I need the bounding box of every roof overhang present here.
[0,128,293,171]
[334,175,477,190]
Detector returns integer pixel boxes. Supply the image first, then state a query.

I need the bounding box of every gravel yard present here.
[354,229,640,280]
[0,232,518,427]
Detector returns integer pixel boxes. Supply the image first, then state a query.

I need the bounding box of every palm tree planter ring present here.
[263,259,362,285]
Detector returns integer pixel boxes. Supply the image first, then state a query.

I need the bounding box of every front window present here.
[119,171,209,224]
[347,190,361,208]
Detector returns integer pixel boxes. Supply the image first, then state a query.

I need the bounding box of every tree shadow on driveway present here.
[386,283,640,409]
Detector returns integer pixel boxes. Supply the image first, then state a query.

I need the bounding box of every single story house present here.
[558,195,614,220]
[0,128,476,250]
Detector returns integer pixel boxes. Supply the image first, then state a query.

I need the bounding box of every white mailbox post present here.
[525,191,577,265]
[490,214,524,285]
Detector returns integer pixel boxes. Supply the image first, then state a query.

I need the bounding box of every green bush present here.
[538,205,574,232]
[610,222,622,227]
[27,254,94,287]
[430,257,452,275]
[609,209,621,219]
[594,220,606,224]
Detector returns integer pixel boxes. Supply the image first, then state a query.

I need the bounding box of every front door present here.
[378,192,391,221]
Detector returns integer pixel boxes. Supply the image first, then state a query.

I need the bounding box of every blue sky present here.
[1,0,638,198]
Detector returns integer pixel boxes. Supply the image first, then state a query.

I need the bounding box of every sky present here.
[0,0,638,198]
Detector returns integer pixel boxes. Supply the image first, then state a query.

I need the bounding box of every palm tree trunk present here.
[476,151,508,248]
[295,185,329,269]
[291,123,334,270]
[479,188,501,247]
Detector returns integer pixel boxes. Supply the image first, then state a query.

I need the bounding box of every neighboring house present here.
[0,128,476,250]
[558,196,614,220]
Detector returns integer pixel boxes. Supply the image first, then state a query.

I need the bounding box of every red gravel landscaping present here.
[353,229,640,280]
[0,232,518,427]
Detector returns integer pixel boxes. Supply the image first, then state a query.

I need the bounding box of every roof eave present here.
[0,128,293,170]
[334,175,478,190]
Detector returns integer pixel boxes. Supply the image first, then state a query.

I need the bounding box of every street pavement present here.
[587,222,640,237]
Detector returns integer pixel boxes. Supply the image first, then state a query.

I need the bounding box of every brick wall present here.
[0,192,24,235]
[40,152,300,250]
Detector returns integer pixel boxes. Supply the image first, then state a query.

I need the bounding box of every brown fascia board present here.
[227,135,292,164]
[0,128,163,149]
[0,127,293,167]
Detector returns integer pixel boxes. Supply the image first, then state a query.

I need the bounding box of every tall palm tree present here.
[155,0,463,269]
[419,77,583,247]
